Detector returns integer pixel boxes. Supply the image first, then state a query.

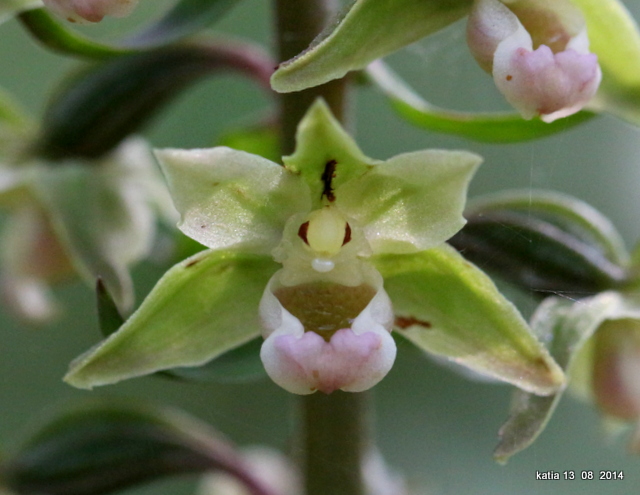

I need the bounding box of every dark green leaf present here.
[367,62,596,143]
[36,43,273,160]
[2,401,278,495]
[450,190,629,295]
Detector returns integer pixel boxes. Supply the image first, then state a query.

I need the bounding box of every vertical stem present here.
[274,0,348,155]
[273,2,366,495]
[301,391,369,495]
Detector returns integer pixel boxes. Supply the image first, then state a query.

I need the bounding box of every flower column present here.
[273,2,366,495]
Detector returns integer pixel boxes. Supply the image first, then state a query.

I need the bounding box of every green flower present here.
[65,100,563,396]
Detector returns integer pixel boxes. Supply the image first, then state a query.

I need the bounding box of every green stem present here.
[300,391,369,495]
[273,2,366,495]
[274,0,349,155]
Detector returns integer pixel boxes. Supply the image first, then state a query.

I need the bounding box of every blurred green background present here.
[1,1,640,494]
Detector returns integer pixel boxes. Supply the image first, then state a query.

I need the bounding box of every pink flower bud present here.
[42,0,138,23]
[467,0,601,122]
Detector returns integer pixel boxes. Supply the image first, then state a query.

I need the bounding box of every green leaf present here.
[2,401,275,495]
[374,244,565,395]
[18,8,132,59]
[65,250,278,389]
[494,291,640,462]
[450,189,629,295]
[37,44,272,159]
[271,0,473,93]
[367,62,597,143]
[573,0,640,124]
[18,0,241,59]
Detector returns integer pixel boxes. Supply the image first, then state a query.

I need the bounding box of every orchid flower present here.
[466,0,601,122]
[42,0,137,23]
[64,99,563,397]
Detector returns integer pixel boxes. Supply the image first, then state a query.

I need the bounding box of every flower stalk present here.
[274,1,366,494]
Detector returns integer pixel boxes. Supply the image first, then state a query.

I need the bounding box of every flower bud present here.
[467,0,601,122]
[42,0,138,23]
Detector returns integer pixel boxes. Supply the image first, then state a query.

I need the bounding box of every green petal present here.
[31,143,157,310]
[374,244,565,395]
[284,99,374,207]
[271,0,472,92]
[65,250,278,389]
[574,0,640,124]
[368,62,597,143]
[156,147,309,255]
[337,149,481,254]
[495,291,640,462]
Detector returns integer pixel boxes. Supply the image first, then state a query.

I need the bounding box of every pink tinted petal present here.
[494,45,601,121]
[261,328,396,395]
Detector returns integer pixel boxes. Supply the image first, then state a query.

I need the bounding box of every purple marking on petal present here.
[272,329,384,394]
[496,45,601,121]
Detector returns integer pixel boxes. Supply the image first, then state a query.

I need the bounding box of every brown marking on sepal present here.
[185,258,201,268]
[321,159,337,202]
[395,315,432,330]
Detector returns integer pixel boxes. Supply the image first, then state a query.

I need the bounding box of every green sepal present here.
[494,291,640,462]
[284,99,373,206]
[367,62,597,143]
[31,153,156,311]
[2,400,272,495]
[18,0,240,59]
[271,0,472,92]
[96,278,265,383]
[65,250,278,389]
[374,244,565,395]
[450,190,629,295]
[37,43,272,160]
[573,0,640,125]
